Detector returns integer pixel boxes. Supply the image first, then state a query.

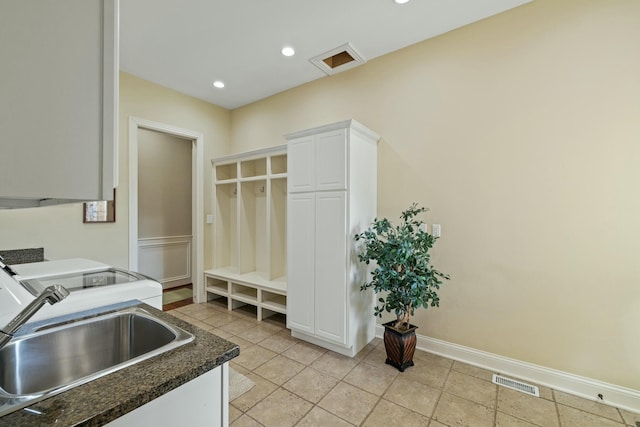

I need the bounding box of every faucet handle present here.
[44,285,70,304]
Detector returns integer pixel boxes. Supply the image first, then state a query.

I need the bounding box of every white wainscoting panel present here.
[138,235,191,288]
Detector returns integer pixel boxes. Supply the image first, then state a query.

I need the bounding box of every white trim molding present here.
[375,325,640,413]
[138,236,192,286]
[129,117,205,302]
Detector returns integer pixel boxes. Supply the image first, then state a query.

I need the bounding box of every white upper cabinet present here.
[287,135,315,193]
[0,0,119,208]
[288,129,347,193]
[315,129,347,192]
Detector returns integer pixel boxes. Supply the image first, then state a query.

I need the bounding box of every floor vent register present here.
[492,374,540,397]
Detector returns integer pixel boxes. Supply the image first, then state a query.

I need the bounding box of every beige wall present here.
[0,0,637,392]
[0,72,231,268]
[230,0,640,389]
[138,128,192,238]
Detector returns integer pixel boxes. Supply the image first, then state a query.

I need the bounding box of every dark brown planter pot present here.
[383,320,418,372]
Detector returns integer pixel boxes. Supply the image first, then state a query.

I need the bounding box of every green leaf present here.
[353,203,450,321]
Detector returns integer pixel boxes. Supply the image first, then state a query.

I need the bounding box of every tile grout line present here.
[255,339,384,425]
[234,333,344,426]
[177,304,639,427]
[176,307,274,424]
[308,350,369,426]
[493,375,499,427]
[225,316,285,422]
[306,379,353,426]
[241,321,442,425]
[430,358,454,425]
[554,389,564,427]
[432,366,502,421]
[357,358,400,426]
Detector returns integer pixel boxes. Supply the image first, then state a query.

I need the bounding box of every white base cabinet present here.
[106,363,229,427]
[286,120,378,357]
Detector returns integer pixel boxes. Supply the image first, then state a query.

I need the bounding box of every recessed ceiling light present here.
[394,0,410,4]
[213,81,225,89]
[281,46,295,57]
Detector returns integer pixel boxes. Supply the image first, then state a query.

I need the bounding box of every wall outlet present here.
[206,214,213,224]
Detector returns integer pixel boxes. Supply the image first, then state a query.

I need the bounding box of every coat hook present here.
[259,186,265,193]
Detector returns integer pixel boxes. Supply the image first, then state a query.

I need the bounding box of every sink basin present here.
[0,307,194,416]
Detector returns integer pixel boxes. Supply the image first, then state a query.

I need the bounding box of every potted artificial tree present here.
[354,203,450,372]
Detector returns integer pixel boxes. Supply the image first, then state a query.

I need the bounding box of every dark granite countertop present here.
[0,302,239,427]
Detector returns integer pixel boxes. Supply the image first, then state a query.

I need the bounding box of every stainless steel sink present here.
[0,307,194,416]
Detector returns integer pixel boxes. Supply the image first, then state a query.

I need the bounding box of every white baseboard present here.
[375,325,640,414]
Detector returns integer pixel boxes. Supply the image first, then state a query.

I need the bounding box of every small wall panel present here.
[138,236,191,288]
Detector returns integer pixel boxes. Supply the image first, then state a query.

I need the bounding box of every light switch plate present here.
[432,224,441,238]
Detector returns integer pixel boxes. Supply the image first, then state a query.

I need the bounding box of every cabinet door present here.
[315,129,347,192]
[106,365,226,427]
[314,191,347,344]
[287,135,315,193]
[0,0,117,205]
[286,193,316,334]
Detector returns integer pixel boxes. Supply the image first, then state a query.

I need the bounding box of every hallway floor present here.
[168,301,639,427]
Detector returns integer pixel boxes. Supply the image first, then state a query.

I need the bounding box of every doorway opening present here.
[128,117,205,304]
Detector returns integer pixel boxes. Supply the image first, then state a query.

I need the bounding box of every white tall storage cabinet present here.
[286,120,379,357]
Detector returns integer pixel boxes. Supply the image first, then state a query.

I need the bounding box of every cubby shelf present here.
[204,269,287,320]
[208,145,287,321]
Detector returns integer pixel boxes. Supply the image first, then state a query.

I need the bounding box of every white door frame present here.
[128,117,205,303]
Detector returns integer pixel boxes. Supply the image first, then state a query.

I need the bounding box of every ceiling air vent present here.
[310,43,366,76]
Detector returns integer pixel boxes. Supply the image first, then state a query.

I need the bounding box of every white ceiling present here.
[120,0,532,110]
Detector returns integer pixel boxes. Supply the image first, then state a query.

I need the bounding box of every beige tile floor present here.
[169,301,640,427]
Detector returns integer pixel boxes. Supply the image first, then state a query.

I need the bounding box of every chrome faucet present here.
[0,255,17,277]
[0,285,70,350]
